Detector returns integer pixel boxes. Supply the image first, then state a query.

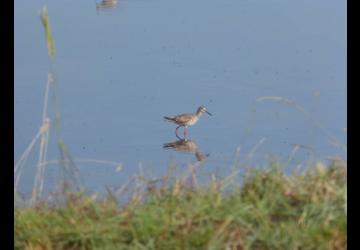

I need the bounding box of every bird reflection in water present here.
[163,139,209,162]
[96,0,119,10]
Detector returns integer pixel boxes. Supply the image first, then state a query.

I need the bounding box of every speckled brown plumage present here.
[164,114,198,126]
[164,106,212,139]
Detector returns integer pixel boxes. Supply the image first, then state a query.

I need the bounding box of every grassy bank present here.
[15,162,346,250]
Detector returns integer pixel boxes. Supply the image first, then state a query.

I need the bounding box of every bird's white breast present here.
[186,116,199,126]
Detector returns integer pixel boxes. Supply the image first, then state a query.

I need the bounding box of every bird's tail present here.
[163,116,175,122]
[163,142,175,148]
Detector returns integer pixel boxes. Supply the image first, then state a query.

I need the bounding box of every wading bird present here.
[164,106,212,138]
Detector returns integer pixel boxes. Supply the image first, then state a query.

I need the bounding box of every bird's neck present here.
[196,110,203,116]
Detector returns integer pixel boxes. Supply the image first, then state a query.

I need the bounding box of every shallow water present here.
[15,0,346,196]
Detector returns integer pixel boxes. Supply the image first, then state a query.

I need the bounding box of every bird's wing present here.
[164,113,193,124]
[171,114,193,124]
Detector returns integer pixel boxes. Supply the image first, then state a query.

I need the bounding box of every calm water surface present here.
[15,0,347,196]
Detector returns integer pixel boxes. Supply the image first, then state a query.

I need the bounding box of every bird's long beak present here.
[206,111,212,116]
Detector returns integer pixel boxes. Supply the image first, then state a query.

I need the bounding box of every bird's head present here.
[197,106,212,116]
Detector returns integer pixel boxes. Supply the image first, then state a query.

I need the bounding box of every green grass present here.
[14,162,346,250]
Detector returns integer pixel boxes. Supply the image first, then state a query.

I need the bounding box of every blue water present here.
[15,0,347,196]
